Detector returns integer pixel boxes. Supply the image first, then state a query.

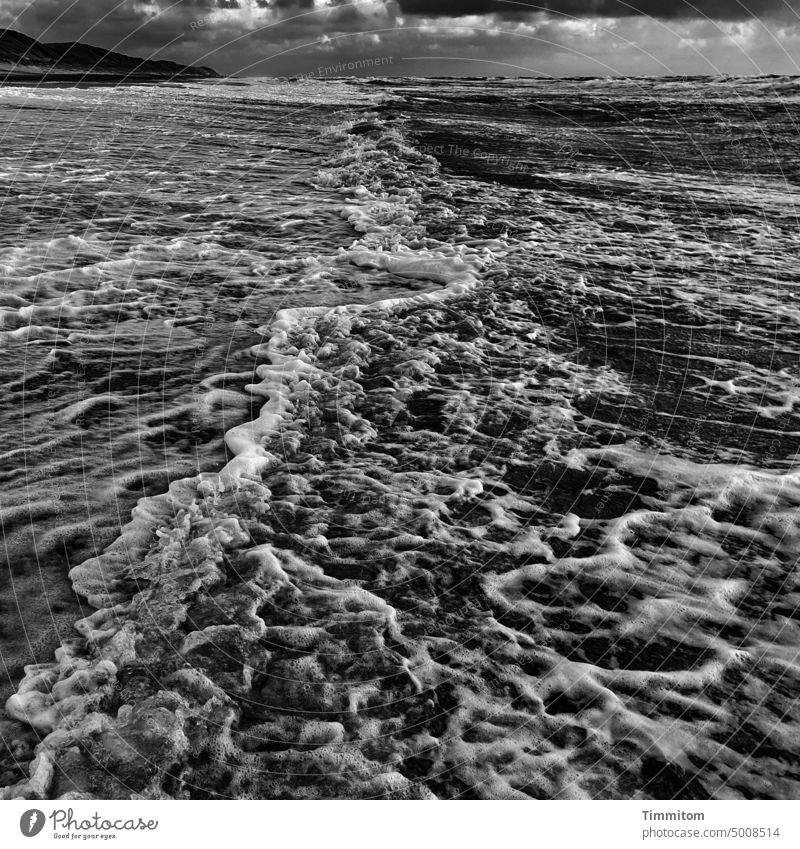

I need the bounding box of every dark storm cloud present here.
[396,0,799,20]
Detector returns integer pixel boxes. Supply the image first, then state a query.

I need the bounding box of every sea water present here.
[1,75,799,799]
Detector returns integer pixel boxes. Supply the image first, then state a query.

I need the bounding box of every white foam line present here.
[218,246,482,490]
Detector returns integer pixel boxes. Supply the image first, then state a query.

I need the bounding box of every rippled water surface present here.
[1,76,799,800]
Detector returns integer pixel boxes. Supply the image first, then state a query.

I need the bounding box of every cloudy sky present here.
[1,0,798,77]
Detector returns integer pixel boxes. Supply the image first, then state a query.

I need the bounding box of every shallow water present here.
[1,75,799,799]
[0,79,389,703]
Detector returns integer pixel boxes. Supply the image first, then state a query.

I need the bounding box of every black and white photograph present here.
[0,0,799,837]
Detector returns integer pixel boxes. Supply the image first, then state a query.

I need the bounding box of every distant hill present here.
[0,28,219,79]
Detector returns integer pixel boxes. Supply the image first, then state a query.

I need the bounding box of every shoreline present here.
[0,71,220,86]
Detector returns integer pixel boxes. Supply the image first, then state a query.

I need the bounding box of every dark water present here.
[2,76,800,799]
